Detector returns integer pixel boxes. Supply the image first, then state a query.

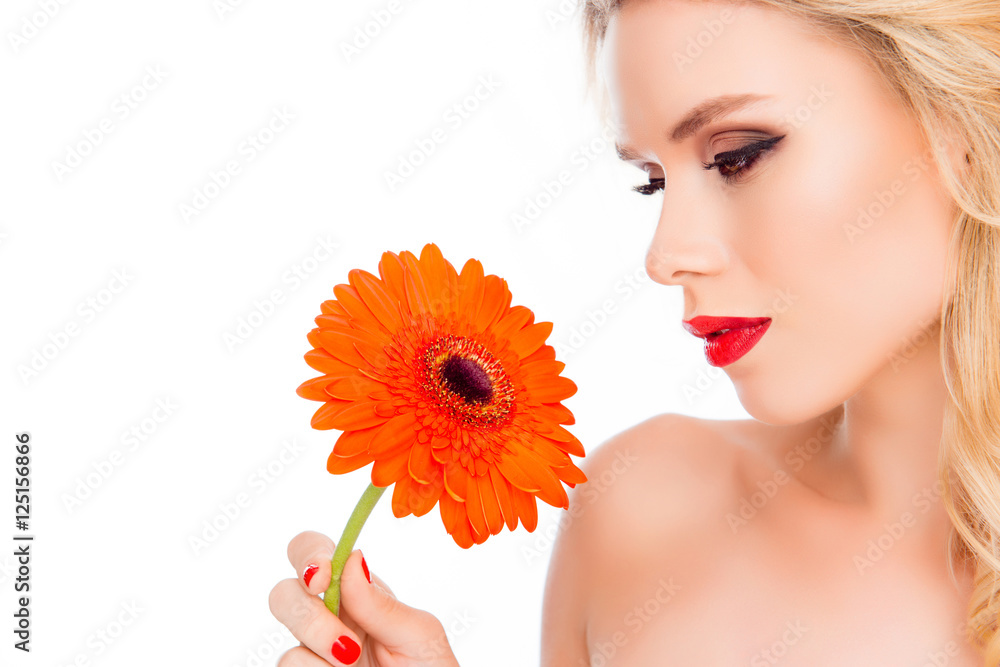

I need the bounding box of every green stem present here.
[323,483,388,616]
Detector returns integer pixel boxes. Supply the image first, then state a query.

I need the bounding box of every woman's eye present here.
[702,135,786,185]
[632,178,665,195]
[630,134,786,195]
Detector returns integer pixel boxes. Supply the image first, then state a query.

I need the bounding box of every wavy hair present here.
[580,0,1000,661]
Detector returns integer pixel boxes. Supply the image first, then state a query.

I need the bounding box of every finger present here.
[363,558,394,599]
[269,577,363,666]
[287,531,336,596]
[339,549,448,655]
[277,645,331,667]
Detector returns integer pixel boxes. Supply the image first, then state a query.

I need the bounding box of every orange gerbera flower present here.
[296,243,586,550]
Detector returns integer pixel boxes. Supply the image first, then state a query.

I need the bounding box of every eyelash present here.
[632,135,786,195]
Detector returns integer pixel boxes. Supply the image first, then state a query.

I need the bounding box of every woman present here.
[269,0,1000,664]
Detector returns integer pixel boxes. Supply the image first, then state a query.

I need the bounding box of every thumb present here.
[339,549,445,650]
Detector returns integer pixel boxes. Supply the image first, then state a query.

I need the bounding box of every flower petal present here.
[474,275,511,331]
[310,399,353,430]
[491,306,535,345]
[539,422,584,451]
[407,440,437,485]
[370,388,393,401]
[553,461,588,486]
[496,452,542,493]
[410,475,443,517]
[456,259,485,319]
[326,375,386,401]
[443,460,468,501]
[313,331,367,368]
[439,492,462,532]
[439,495,474,549]
[369,412,419,455]
[525,437,572,468]
[489,465,518,531]
[419,243,457,317]
[332,425,379,457]
[402,253,433,317]
[353,343,390,372]
[523,374,577,402]
[373,400,396,417]
[329,401,386,430]
[508,321,553,359]
[371,448,410,487]
[321,300,348,317]
[331,326,388,368]
[464,474,489,539]
[546,433,584,458]
[431,445,454,465]
[297,376,333,402]
[477,471,505,535]
[327,450,374,475]
[509,448,568,509]
[512,487,538,532]
[535,402,575,425]
[474,457,489,476]
[303,348,356,375]
[391,474,415,518]
[315,314,350,328]
[519,359,566,378]
[522,343,556,364]
[350,268,404,332]
[378,251,408,303]
[332,283,385,333]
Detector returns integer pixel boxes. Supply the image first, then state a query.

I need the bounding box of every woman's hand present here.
[269,530,461,667]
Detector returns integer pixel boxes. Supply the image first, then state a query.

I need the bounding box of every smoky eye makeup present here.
[631,133,786,194]
[702,135,785,171]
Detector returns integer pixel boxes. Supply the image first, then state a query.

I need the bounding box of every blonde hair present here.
[581,0,1000,661]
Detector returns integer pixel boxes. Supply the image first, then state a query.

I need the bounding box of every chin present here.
[732,374,841,427]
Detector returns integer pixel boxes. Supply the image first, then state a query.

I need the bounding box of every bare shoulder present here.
[573,413,749,546]
[561,412,833,580]
[540,413,757,663]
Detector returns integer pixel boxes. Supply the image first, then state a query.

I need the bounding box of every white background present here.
[2,1,749,665]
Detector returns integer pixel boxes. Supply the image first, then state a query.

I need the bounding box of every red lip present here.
[682,316,771,338]
[682,316,772,367]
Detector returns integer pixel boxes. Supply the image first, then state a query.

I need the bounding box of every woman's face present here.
[601,0,964,424]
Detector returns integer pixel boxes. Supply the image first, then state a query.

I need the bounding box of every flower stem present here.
[324,482,388,616]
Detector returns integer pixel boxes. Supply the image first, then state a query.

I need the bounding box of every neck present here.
[838,323,949,516]
[789,321,971,568]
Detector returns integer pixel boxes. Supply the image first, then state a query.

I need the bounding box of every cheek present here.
[733,133,882,327]
[739,126,951,331]
[728,130,953,417]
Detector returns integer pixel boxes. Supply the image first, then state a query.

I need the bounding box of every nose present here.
[644,189,730,286]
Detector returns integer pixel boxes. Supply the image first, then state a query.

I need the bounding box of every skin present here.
[269,530,461,666]
[270,1,983,664]
[554,0,979,663]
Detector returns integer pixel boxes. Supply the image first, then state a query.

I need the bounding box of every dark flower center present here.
[439,355,493,404]
[418,333,514,428]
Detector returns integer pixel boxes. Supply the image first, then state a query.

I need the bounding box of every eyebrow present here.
[615,93,775,162]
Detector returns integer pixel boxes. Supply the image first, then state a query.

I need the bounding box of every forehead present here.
[598,1,853,137]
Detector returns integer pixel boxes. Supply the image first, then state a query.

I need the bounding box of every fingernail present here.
[360,553,371,584]
[303,563,319,587]
[332,635,360,664]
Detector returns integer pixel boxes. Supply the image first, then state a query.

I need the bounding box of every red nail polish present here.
[332,635,360,664]
[303,563,319,587]
[361,554,371,584]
